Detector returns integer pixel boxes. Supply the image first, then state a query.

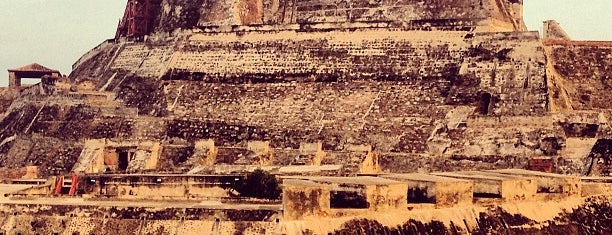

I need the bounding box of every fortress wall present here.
[137,46,175,78]
[283,180,331,220]
[111,44,151,71]
[116,75,168,116]
[72,40,116,73]
[153,30,547,151]
[61,29,550,173]
[0,204,280,235]
[442,114,565,157]
[321,152,368,174]
[152,0,523,30]
[133,118,169,140]
[155,0,206,31]
[379,149,584,175]
[73,30,548,122]
[291,0,488,25]
[69,42,123,83]
[25,104,136,141]
[300,195,608,235]
[451,127,561,157]
[164,30,544,90]
[70,41,176,89]
[4,30,550,174]
[381,154,523,173]
[162,80,450,152]
[549,44,612,110]
[1,102,162,143]
[167,30,469,81]
[461,31,547,116]
[0,102,167,176]
[365,183,408,211]
[1,188,608,234]
[0,136,81,178]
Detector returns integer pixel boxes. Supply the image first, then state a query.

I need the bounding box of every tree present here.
[234,169,281,199]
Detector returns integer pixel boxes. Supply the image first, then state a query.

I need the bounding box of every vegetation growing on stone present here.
[233,169,281,199]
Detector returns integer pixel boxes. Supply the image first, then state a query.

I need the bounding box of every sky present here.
[0,0,610,87]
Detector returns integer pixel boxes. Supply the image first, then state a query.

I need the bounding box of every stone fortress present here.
[0,0,611,234]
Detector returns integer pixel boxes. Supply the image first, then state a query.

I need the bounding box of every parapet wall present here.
[166,30,468,82]
[39,28,553,175]
[163,80,449,152]
[145,0,524,32]
[0,203,280,235]
[94,29,547,115]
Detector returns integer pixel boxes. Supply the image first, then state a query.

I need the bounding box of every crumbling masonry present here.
[0,0,611,234]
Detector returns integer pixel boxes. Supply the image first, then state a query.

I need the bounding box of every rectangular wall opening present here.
[118,151,130,171]
[20,78,42,85]
[408,187,435,203]
[330,191,368,209]
[473,192,502,199]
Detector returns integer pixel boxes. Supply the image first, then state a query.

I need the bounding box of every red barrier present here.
[54,176,63,195]
[69,173,79,196]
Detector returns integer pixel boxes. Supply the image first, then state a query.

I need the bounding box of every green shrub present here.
[234,169,281,199]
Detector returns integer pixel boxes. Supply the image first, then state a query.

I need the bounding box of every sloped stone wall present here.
[145,0,522,30]
[550,44,612,110]
[166,30,468,82]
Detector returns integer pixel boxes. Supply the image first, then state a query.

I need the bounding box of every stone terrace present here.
[163,80,450,152]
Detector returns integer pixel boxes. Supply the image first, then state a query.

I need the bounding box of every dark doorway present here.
[118,152,130,171]
[479,92,492,115]
[473,192,502,199]
[330,191,369,209]
[583,139,612,176]
[408,187,433,203]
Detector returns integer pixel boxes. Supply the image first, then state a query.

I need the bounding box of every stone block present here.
[382,173,473,207]
[282,179,331,220]
[489,169,581,197]
[433,171,537,201]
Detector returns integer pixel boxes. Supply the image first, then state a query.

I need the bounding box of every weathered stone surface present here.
[0,1,611,234]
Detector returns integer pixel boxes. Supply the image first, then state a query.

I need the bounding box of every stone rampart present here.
[146,0,523,32]
[71,28,547,120]
[166,30,467,82]
[0,203,280,235]
[548,43,612,110]
[163,80,449,152]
